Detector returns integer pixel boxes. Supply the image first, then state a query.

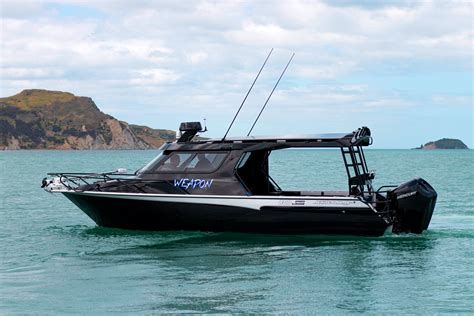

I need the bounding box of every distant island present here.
[0,89,176,150]
[414,138,469,150]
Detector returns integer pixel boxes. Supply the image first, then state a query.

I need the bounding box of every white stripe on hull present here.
[63,190,371,211]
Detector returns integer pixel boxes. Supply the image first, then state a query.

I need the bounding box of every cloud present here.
[0,0,472,147]
[0,0,45,18]
[186,51,208,65]
[129,69,180,86]
[1,67,64,79]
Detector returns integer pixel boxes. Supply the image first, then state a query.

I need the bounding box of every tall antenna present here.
[247,52,295,136]
[221,48,274,141]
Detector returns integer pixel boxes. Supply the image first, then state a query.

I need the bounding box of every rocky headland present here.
[0,89,175,150]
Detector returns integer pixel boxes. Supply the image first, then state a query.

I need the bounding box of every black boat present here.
[42,122,437,236]
[41,51,437,236]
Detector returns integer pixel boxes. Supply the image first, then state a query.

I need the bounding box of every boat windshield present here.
[141,152,228,173]
[136,151,165,174]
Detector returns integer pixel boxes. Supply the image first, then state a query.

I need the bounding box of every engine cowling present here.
[390,178,437,234]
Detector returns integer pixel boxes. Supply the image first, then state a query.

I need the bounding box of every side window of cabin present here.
[156,153,193,172]
[185,153,227,172]
[155,152,227,173]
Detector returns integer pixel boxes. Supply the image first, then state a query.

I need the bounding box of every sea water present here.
[0,149,472,314]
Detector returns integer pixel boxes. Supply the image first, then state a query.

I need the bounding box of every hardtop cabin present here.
[138,125,375,198]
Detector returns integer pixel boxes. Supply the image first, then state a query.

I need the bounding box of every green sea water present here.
[0,149,473,314]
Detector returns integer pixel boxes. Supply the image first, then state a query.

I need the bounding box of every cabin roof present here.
[206,132,350,142]
[163,127,372,152]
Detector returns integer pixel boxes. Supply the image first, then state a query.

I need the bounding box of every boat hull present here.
[62,191,389,236]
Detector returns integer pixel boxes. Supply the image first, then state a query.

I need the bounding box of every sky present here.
[0,0,472,148]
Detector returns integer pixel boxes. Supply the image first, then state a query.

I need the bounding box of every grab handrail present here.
[47,172,189,194]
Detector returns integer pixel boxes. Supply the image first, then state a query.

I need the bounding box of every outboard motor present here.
[390,178,437,234]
